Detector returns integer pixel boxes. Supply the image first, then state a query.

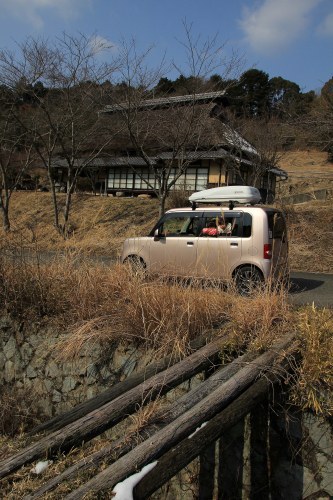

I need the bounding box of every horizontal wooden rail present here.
[134,377,276,499]
[65,334,296,499]
[26,350,256,499]
[30,334,212,436]
[0,336,224,480]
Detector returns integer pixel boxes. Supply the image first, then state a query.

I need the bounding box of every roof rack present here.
[189,186,262,210]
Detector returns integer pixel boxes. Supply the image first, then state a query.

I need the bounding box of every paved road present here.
[2,249,333,307]
[289,271,333,308]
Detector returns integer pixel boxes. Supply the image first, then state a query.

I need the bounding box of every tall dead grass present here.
[292,306,333,416]
[1,250,332,418]
[285,199,333,273]
[0,248,291,361]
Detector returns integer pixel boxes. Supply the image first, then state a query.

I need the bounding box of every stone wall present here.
[0,314,144,417]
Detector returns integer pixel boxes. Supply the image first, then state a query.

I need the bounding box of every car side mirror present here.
[154,228,161,241]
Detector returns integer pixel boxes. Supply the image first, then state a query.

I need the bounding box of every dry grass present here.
[277,149,333,198]
[1,191,159,257]
[51,265,292,364]
[0,255,331,497]
[2,166,333,274]
[0,436,113,499]
[292,306,333,416]
[0,387,41,437]
[0,245,291,360]
[284,199,333,272]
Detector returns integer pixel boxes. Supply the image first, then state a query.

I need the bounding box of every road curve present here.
[289,271,333,308]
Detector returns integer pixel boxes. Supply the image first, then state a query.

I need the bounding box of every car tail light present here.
[264,244,272,259]
[264,243,272,259]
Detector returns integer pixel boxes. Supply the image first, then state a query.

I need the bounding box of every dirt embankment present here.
[277,150,333,272]
[278,150,333,197]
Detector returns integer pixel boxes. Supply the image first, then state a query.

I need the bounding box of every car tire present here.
[124,255,146,275]
[234,265,263,295]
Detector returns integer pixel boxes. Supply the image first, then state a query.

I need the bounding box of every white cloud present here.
[317,12,333,36]
[239,0,323,54]
[0,0,91,29]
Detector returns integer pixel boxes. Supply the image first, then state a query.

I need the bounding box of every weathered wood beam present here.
[65,334,296,499]
[0,336,223,480]
[30,335,211,436]
[26,350,255,499]
[133,378,275,499]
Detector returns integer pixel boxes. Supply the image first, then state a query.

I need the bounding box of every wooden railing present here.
[0,332,297,499]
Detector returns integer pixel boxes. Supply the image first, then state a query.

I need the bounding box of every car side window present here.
[158,215,201,237]
[268,212,286,240]
[241,213,252,237]
[200,212,241,237]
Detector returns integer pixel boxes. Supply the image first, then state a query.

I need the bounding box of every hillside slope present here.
[1,150,332,273]
[278,150,333,197]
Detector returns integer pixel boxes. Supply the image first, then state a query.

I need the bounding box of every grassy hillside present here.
[0,151,332,496]
[1,192,160,258]
[1,150,333,272]
[278,150,333,197]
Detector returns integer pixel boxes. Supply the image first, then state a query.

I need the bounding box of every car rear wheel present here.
[124,255,146,275]
[234,266,263,295]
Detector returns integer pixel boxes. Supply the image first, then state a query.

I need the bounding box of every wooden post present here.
[249,397,270,499]
[218,419,245,499]
[198,369,217,500]
[132,378,273,499]
[199,442,216,500]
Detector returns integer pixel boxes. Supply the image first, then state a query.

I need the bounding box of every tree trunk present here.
[158,192,167,218]
[47,171,60,230]
[0,189,11,231]
[1,203,10,231]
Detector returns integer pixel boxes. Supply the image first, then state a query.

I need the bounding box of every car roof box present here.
[189,186,261,208]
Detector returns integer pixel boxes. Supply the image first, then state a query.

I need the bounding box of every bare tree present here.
[106,25,243,217]
[0,93,35,231]
[0,33,119,236]
[301,84,333,154]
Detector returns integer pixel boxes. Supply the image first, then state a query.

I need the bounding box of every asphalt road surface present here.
[289,271,333,308]
[2,249,333,307]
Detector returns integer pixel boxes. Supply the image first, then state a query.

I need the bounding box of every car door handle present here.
[230,242,238,247]
[187,241,194,246]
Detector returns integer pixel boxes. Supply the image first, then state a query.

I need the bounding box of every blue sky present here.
[0,0,332,93]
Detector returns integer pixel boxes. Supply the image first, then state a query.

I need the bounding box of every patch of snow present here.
[112,461,158,500]
[31,460,53,475]
[188,422,208,439]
